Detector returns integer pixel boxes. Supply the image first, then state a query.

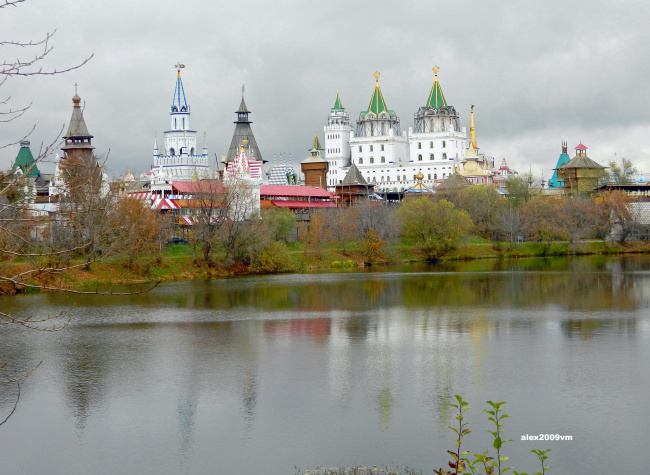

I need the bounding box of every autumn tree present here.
[596,190,642,244]
[450,185,507,240]
[393,197,473,261]
[520,195,568,254]
[362,227,386,265]
[322,206,361,254]
[112,197,165,270]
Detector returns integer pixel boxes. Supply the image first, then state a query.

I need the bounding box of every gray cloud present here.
[2,0,649,179]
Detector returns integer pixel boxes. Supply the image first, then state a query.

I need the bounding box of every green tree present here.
[505,175,538,208]
[263,207,297,242]
[606,157,637,185]
[394,197,473,261]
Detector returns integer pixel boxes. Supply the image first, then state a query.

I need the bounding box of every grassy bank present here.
[4,238,650,295]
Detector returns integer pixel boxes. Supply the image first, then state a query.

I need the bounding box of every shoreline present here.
[3,239,650,296]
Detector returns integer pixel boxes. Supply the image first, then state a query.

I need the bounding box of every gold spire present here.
[373,71,380,85]
[469,105,478,150]
[433,65,440,80]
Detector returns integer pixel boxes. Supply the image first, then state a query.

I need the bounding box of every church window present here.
[443,173,446,178]
[191,147,195,155]
[413,175,417,180]
[359,146,362,152]
[428,174,431,180]
[403,175,406,181]
[359,158,363,164]
[430,142,433,148]
[381,144,384,151]
[430,154,434,160]
[381,157,385,163]
[434,174,437,179]
[373,176,376,183]
[418,142,422,149]
[443,153,447,160]
[174,119,177,129]
[381,176,384,181]
[182,118,185,129]
[370,157,374,164]
[170,147,175,155]
[442,141,446,148]
[418,155,422,161]
[370,145,374,152]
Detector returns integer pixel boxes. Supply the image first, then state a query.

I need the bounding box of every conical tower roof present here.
[302,134,327,164]
[548,142,571,188]
[341,163,368,186]
[426,66,448,109]
[12,141,40,177]
[437,172,471,190]
[361,72,393,118]
[226,92,263,163]
[333,90,343,110]
[171,67,188,112]
[64,94,92,139]
[62,92,94,153]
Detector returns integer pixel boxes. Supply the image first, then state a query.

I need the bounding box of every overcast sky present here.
[2,0,650,181]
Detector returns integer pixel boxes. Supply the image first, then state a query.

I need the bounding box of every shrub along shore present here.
[3,237,650,295]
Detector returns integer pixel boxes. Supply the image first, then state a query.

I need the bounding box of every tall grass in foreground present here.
[296,396,551,475]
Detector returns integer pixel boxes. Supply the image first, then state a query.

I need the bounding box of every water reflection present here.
[1,255,649,474]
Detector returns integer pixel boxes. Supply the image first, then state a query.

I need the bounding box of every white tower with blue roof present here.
[152,64,209,181]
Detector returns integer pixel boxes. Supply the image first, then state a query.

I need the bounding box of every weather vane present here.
[74,83,78,94]
[373,71,380,83]
[242,84,245,97]
[433,66,440,76]
[175,63,185,69]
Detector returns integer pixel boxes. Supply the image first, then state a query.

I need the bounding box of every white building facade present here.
[323,69,469,192]
[323,91,353,188]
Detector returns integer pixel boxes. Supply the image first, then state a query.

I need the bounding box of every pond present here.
[1,256,649,474]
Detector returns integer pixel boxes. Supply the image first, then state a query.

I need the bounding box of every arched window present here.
[182,118,185,129]
[190,147,195,155]
[170,147,175,156]
[434,174,437,179]
[428,174,431,180]
[443,153,447,160]
[442,141,446,148]
[381,144,385,151]
[418,155,422,161]
[370,145,374,152]
[359,158,363,164]
[381,157,385,163]
[358,146,362,152]
[430,154,434,160]
[403,175,406,181]
[381,176,384,181]
[418,142,422,149]
[370,157,374,164]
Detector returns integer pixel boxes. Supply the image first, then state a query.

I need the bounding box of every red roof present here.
[270,200,337,209]
[260,185,334,199]
[172,181,225,194]
[575,143,588,150]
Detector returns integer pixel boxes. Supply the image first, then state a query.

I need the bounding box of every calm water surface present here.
[1,256,649,474]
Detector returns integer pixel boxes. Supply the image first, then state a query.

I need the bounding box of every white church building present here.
[148,65,210,183]
[323,67,470,192]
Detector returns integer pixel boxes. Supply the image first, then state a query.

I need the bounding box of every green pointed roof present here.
[426,67,447,109]
[12,141,40,177]
[333,90,343,110]
[312,133,322,151]
[361,72,394,118]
